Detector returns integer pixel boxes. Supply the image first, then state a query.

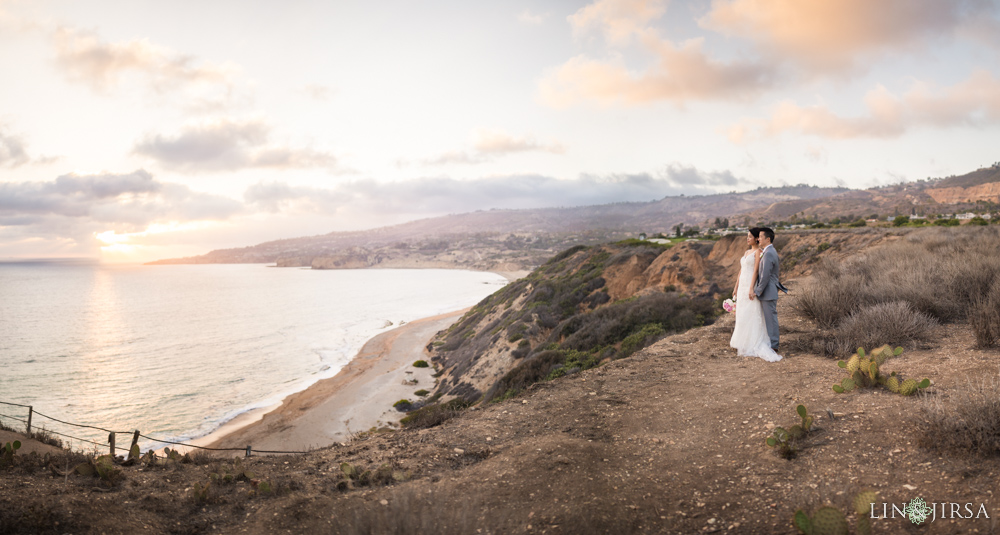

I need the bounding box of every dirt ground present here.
[2,289,999,534]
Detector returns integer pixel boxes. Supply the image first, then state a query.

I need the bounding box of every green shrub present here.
[892,215,909,226]
[816,242,831,252]
[393,399,413,411]
[486,350,566,401]
[934,217,959,226]
[615,238,670,249]
[619,323,666,357]
[414,389,429,397]
[412,360,429,368]
[848,218,867,227]
[970,216,989,226]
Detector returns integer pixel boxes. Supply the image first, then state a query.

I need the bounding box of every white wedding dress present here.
[730,251,782,362]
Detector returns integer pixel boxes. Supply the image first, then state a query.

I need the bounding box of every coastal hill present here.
[147,185,849,270]
[3,226,999,534]
[428,229,893,403]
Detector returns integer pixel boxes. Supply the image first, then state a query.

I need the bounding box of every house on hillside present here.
[956,212,977,220]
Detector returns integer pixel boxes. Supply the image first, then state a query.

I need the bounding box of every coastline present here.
[199,270,529,454]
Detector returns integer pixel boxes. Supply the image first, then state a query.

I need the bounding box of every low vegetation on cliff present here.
[428,241,721,403]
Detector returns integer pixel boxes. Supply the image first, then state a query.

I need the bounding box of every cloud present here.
[805,145,828,164]
[245,165,752,217]
[0,123,61,168]
[700,0,997,74]
[51,27,244,109]
[301,84,335,101]
[658,163,742,187]
[132,118,339,172]
[569,0,667,45]
[518,9,549,25]
[0,127,29,167]
[539,0,775,106]
[0,169,241,224]
[420,129,565,166]
[539,40,775,106]
[0,169,242,255]
[730,70,1000,140]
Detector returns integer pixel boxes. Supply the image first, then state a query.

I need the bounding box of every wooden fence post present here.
[109,432,116,458]
[26,406,32,435]
[245,445,252,458]
[129,430,140,456]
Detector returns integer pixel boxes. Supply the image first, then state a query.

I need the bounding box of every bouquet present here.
[722,298,736,313]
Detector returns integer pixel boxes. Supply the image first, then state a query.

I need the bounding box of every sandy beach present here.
[203,270,529,454]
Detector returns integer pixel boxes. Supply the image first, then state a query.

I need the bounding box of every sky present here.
[1,0,999,262]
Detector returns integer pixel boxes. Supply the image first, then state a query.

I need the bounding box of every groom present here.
[752,228,787,351]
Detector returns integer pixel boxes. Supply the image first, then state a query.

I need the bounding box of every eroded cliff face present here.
[925,182,1000,204]
[426,229,901,402]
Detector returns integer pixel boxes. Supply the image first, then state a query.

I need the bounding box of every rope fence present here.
[0,400,310,458]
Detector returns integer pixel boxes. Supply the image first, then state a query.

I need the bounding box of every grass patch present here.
[794,226,1000,355]
[399,399,470,429]
[919,369,1000,457]
[969,279,1000,348]
[412,360,429,368]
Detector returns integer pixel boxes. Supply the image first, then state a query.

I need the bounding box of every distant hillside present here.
[743,164,1000,224]
[148,185,848,269]
[149,165,1000,269]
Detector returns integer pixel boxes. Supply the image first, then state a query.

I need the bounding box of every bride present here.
[730,228,782,362]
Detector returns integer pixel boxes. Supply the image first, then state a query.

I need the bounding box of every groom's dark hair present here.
[761,227,775,242]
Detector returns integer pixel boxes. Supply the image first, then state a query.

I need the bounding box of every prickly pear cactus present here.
[794,491,876,535]
[853,490,877,515]
[340,462,357,478]
[885,376,900,393]
[833,346,929,396]
[811,507,849,535]
[796,405,814,432]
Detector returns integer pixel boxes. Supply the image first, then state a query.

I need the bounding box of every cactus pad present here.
[900,378,919,396]
[793,510,812,534]
[885,376,900,393]
[853,490,877,515]
[811,507,849,535]
[340,462,357,478]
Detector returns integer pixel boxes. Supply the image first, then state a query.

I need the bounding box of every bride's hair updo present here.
[748,227,762,243]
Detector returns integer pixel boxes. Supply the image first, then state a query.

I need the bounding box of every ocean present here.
[0,261,507,451]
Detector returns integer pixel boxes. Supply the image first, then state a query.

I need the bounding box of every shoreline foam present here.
[199,270,529,453]
[197,309,461,453]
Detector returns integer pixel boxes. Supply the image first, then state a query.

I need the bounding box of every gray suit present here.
[753,244,781,350]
